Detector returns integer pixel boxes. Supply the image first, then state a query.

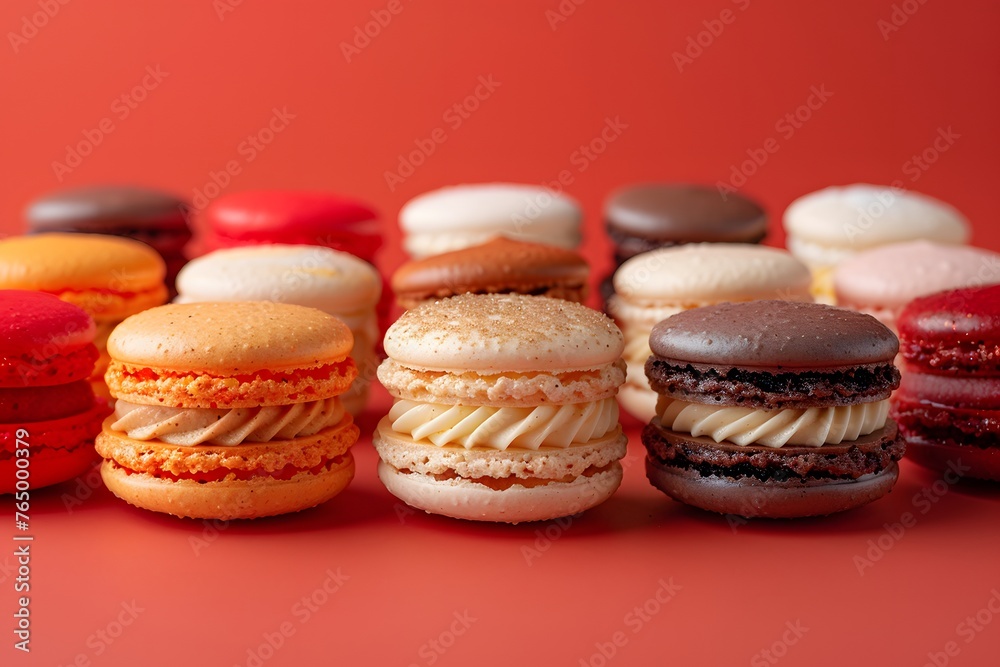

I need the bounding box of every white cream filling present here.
[387,398,619,450]
[658,397,889,448]
[111,397,345,446]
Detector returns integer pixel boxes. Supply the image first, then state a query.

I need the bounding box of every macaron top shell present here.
[834,241,1000,311]
[108,302,353,374]
[613,243,811,305]
[1,290,95,355]
[384,293,623,373]
[649,301,898,368]
[26,185,189,232]
[898,285,1000,375]
[205,191,380,252]
[604,184,766,242]
[176,245,381,313]
[783,184,970,250]
[391,236,588,296]
[0,233,166,292]
[399,183,582,235]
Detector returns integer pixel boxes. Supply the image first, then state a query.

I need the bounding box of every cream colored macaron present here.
[783,184,970,302]
[398,183,582,258]
[175,244,381,415]
[608,244,812,422]
[374,293,627,523]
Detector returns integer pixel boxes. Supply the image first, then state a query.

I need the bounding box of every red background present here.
[2,1,1000,665]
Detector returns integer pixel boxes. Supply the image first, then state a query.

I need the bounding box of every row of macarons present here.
[3,180,995,417]
[1,279,997,522]
[16,180,975,300]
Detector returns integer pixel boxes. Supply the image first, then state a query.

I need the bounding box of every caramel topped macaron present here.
[374,294,627,523]
[96,301,359,519]
[391,236,589,309]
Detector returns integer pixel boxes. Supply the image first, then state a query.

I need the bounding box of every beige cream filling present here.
[658,397,889,448]
[111,397,345,446]
[387,397,619,450]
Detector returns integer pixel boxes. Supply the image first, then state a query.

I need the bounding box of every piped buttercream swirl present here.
[387,397,619,450]
[658,397,888,448]
[111,397,345,446]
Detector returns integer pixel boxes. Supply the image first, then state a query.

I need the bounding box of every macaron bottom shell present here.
[645,457,900,519]
[373,421,627,524]
[100,453,355,520]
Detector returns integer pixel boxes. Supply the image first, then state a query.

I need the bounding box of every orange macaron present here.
[95,301,359,519]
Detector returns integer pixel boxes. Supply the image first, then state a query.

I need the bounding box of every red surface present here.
[2,1,1000,665]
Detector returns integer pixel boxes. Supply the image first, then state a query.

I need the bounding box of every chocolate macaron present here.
[892,285,1000,480]
[391,236,589,309]
[602,184,766,301]
[25,185,191,295]
[642,301,904,518]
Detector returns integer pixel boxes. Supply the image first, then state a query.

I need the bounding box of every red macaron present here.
[199,190,381,261]
[1,291,107,493]
[198,190,390,332]
[892,284,1000,480]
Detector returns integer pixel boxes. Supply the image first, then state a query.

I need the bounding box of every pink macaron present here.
[834,240,1000,330]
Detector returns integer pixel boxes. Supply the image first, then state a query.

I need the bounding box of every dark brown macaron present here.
[25,185,192,293]
[605,183,766,263]
[642,300,904,518]
[391,236,589,309]
[601,184,766,304]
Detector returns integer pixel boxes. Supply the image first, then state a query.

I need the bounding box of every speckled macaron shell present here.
[612,243,812,306]
[384,293,623,374]
[175,244,381,314]
[649,300,898,369]
[834,241,1000,314]
[108,301,353,374]
[784,185,969,265]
